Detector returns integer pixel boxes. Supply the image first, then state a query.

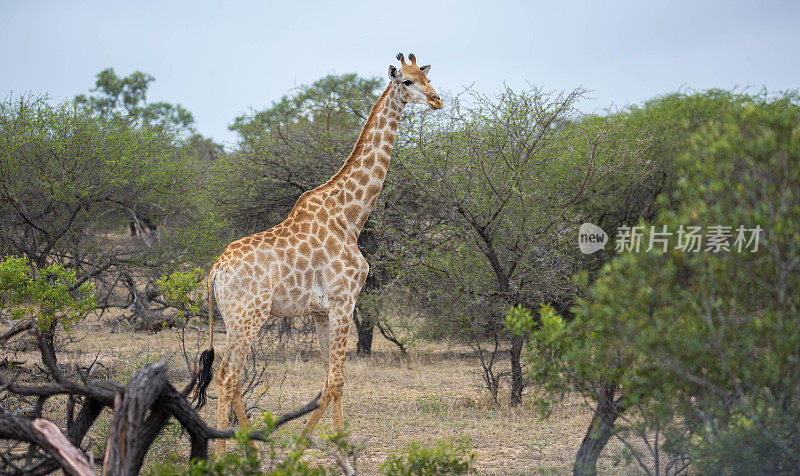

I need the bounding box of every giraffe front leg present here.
[328,320,349,432]
[301,311,340,437]
[313,314,330,374]
[327,261,366,434]
[301,385,332,437]
[324,302,353,433]
[301,306,352,437]
[324,304,355,476]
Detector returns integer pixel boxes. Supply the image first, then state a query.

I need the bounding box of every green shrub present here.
[0,255,94,333]
[415,393,453,415]
[146,415,337,476]
[156,268,205,322]
[380,439,477,476]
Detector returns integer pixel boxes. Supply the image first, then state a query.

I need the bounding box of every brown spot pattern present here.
[205,72,439,454]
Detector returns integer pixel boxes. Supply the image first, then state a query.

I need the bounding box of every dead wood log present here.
[0,415,95,476]
[1,327,323,476]
[0,319,34,343]
[102,362,168,476]
[32,419,95,476]
[2,363,322,475]
[307,434,357,476]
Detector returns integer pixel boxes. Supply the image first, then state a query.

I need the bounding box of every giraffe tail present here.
[193,271,216,410]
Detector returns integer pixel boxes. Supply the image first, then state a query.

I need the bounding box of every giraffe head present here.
[389,53,443,110]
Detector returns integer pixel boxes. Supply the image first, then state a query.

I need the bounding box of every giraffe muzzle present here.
[427,95,443,110]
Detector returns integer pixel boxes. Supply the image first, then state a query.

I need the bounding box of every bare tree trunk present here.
[574,384,625,476]
[376,321,407,354]
[39,320,63,382]
[355,223,384,356]
[122,273,171,330]
[355,320,374,354]
[353,304,374,355]
[509,335,524,406]
[470,332,501,403]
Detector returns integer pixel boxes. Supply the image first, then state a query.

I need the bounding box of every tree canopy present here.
[511,91,800,474]
[75,68,195,130]
[374,86,652,404]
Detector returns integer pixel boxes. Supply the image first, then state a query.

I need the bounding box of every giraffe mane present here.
[329,82,392,182]
[288,82,393,215]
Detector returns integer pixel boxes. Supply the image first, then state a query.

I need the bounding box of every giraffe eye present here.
[402,79,413,86]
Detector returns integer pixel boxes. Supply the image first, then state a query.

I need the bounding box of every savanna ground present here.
[3,311,637,475]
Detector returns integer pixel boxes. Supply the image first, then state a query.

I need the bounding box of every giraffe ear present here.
[420,65,431,76]
[388,65,400,82]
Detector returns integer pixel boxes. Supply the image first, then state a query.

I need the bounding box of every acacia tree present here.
[1,69,227,328]
[0,255,94,372]
[379,87,651,405]
[75,67,195,130]
[0,94,200,326]
[575,89,769,255]
[511,93,800,474]
[75,68,225,242]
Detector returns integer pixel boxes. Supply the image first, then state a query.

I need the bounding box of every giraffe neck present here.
[324,82,406,234]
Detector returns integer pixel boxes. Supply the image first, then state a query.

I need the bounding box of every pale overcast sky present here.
[2,1,798,148]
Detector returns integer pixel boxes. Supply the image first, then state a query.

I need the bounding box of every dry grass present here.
[2,313,642,475]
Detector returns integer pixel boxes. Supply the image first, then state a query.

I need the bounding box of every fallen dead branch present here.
[0,328,319,476]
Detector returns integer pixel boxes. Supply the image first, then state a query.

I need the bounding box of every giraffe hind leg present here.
[232,380,259,450]
[232,381,249,429]
[214,344,234,455]
[214,291,272,455]
[215,337,254,454]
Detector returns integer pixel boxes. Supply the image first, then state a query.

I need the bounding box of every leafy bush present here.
[0,255,94,333]
[380,439,477,476]
[157,267,205,322]
[147,414,339,476]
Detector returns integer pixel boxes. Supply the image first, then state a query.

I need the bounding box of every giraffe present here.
[194,53,442,457]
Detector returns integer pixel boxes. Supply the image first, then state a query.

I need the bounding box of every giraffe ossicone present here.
[194,53,443,457]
